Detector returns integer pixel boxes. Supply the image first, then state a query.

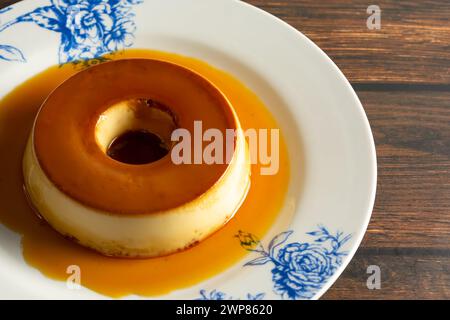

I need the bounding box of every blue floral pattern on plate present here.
[234,226,352,300]
[196,290,265,301]
[197,227,351,300]
[0,0,142,63]
[0,6,26,62]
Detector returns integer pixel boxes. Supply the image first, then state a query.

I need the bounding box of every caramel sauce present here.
[0,49,290,297]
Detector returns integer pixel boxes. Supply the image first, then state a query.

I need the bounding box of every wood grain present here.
[245,0,450,300]
[246,0,450,85]
[323,90,450,299]
[323,247,450,299]
[362,90,450,249]
[1,0,450,299]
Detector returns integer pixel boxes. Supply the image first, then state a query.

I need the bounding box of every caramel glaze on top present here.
[33,59,236,215]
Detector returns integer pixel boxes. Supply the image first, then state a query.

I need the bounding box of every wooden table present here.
[1,0,449,299]
[243,0,450,299]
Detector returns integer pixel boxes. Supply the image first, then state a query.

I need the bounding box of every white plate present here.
[0,0,376,300]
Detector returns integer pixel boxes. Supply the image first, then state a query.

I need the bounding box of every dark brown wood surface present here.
[244,0,450,300]
[1,0,449,299]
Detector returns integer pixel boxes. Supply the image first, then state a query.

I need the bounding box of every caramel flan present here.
[23,59,250,258]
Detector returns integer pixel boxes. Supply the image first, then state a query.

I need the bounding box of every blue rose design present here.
[237,227,351,300]
[0,0,142,63]
[272,243,334,299]
[105,19,136,51]
[65,0,113,46]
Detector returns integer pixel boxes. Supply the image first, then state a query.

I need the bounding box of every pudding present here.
[22,59,251,258]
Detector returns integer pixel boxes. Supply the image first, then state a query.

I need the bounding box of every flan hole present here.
[95,98,178,165]
[107,130,169,165]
